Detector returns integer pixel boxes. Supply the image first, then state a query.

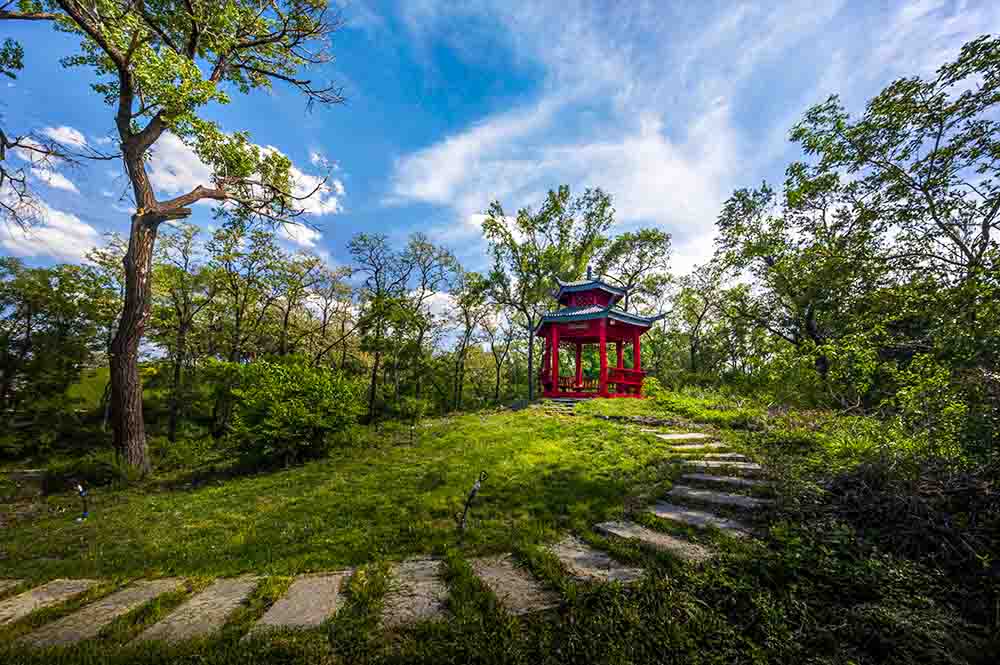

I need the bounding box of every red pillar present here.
[575,343,583,387]
[551,325,560,395]
[616,340,624,369]
[598,318,608,396]
[633,330,641,371]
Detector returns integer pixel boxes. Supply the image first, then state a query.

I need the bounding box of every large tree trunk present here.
[110,215,159,476]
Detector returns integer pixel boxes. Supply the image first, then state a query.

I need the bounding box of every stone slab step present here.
[681,473,771,489]
[248,572,349,635]
[548,536,644,583]
[668,442,728,450]
[681,460,764,476]
[653,433,712,441]
[667,485,774,510]
[382,558,448,628]
[135,577,258,644]
[471,555,561,615]
[593,521,712,563]
[0,580,22,595]
[0,579,100,626]
[697,453,749,461]
[646,502,752,537]
[21,578,183,648]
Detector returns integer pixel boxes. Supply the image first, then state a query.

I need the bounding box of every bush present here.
[641,376,665,399]
[44,451,129,493]
[229,359,362,466]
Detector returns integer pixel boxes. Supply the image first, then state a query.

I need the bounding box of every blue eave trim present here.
[535,307,665,334]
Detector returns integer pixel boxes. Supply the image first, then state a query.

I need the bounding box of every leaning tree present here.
[1,1,343,474]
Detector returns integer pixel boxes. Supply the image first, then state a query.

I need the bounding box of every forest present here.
[3,37,998,477]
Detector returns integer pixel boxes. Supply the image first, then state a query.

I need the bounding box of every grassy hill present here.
[1,393,995,665]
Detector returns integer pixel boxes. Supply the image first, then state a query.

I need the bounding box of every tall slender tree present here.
[1,1,344,474]
[483,186,612,400]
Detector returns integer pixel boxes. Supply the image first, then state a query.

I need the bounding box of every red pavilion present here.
[536,270,664,398]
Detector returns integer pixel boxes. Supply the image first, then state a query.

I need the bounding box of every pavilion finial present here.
[587,265,592,279]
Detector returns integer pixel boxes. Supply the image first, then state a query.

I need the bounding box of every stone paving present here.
[2,427,774,651]
[382,558,449,628]
[20,579,183,648]
[698,452,750,460]
[652,432,712,441]
[594,520,713,562]
[548,535,645,583]
[667,485,773,510]
[471,555,561,615]
[135,577,259,644]
[667,442,728,450]
[682,460,764,475]
[0,579,99,626]
[680,473,770,488]
[249,572,349,635]
[647,501,752,537]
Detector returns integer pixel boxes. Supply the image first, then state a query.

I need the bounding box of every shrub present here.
[44,451,129,493]
[229,359,362,466]
[641,376,665,399]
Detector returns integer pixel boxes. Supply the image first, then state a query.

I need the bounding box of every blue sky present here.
[2,0,997,274]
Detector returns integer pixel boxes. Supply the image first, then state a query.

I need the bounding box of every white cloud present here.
[146,132,215,197]
[41,125,87,147]
[388,97,563,213]
[387,0,998,274]
[289,163,344,216]
[31,167,79,193]
[0,202,100,261]
[279,223,322,248]
[147,134,344,216]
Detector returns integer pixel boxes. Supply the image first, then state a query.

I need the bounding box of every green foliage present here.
[892,355,968,463]
[640,375,664,399]
[398,395,429,425]
[483,186,615,399]
[43,451,129,493]
[0,37,24,78]
[229,358,362,465]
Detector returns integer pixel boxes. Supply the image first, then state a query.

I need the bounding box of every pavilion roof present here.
[554,277,625,302]
[536,305,665,332]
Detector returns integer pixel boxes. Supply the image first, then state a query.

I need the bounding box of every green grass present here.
[65,367,110,411]
[0,410,686,581]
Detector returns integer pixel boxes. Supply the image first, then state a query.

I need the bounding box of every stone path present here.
[471,555,560,615]
[382,558,448,628]
[594,521,713,562]
[249,572,349,635]
[548,536,644,583]
[667,442,728,450]
[652,432,711,441]
[2,426,775,651]
[667,485,773,510]
[680,473,770,488]
[20,579,183,648]
[698,452,750,460]
[135,577,258,644]
[647,502,752,537]
[683,460,764,475]
[0,579,99,626]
